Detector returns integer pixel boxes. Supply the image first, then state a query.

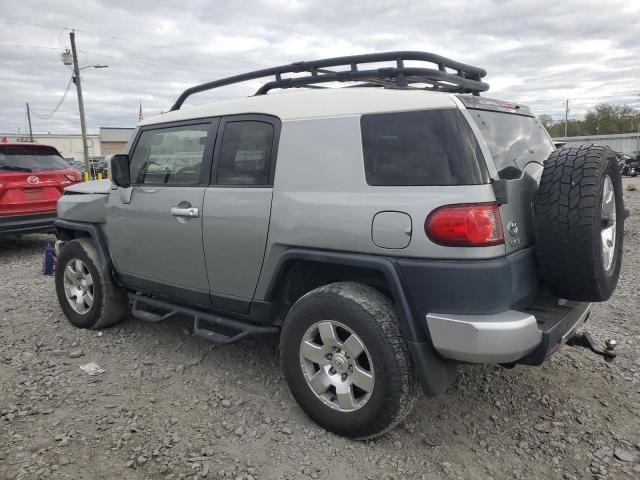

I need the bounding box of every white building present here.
[0,132,101,161]
[0,127,135,161]
[553,133,640,155]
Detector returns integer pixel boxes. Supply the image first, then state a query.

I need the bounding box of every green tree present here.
[540,103,640,137]
[538,114,554,129]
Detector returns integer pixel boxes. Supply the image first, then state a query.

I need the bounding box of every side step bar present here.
[129,293,279,344]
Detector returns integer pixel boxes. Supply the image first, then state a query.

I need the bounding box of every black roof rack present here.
[170,51,489,111]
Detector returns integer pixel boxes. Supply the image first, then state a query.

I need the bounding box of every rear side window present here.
[469,110,553,180]
[0,145,69,172]
[361,109,487,186]
[215,121,274,186]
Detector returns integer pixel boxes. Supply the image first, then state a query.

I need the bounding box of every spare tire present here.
[534,144,623,301]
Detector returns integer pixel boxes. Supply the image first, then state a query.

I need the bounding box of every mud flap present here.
[407,340,457,396]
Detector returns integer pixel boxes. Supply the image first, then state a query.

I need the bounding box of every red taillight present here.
[426,203,504,246]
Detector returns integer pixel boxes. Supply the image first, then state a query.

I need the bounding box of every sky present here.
[1,0,639,134]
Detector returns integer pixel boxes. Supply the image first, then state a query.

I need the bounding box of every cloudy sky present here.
[1,0,639,134]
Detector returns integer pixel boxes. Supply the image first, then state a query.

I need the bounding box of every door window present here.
[215,121,274,186]
[129,124,210,185]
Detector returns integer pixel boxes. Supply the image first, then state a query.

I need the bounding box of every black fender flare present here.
[54,219,113,278]
[265,248,457,395]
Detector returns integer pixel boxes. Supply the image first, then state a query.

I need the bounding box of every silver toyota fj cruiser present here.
[54,52,626,439]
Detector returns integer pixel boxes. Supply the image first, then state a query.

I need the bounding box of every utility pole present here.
[564,99,569,137]
[25,103,34,142]
[69,30,92,179]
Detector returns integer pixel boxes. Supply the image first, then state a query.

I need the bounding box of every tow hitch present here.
[566,333,617,362]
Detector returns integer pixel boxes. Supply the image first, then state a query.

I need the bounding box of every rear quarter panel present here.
[255,114,503,299]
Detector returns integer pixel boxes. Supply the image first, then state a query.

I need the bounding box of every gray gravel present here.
[1,178,639,480]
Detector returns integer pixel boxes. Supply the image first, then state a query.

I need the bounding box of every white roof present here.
[100,127,135,142]
[140,88,458,126]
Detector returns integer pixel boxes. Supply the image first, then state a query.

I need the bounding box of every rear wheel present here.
[55,238,129,328]
[280,282,416,439]
[535,144,624,301]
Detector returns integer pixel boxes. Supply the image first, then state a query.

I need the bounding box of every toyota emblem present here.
[27,176,40,184]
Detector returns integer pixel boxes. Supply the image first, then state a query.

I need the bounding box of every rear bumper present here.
[0,212,57,234]
[426,301,591,364]
[426,310,542,363]
[396,246,592,365]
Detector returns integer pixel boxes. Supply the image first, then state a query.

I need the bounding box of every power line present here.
[30,75,74,120]
[76,49,217,76]
[72,28,267,68]
[0,21,266,68]
[0,43,60,50]
[1,21,66,31]
[0,42,228,77]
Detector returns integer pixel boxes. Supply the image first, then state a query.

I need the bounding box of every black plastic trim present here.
[264,248,458,395]
[210,292,250,314]
[54,219,112,276]
[398,247,539,315]
[518,306,591,366]
[129,293,279,344]
[265,248,426,342]
[171,51,488,110]
[118,272,212,309]
[456,95,533,117]
[1,212,56,234]
[119,272,273,325]
[407,341,458,395]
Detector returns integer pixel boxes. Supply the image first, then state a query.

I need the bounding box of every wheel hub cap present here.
[63,258,94,314]
[331,353,349,374]
[600,175,617,274]
[299,320,375,413]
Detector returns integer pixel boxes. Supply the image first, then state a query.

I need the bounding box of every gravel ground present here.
[1,178,639,480]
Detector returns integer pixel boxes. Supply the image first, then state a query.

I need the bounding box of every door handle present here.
[171,207,199,218]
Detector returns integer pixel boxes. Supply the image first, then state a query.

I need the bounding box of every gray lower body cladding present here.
[397,247,539,316]
[396,247,590,365]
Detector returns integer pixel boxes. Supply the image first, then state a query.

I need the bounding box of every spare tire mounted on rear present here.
[534,144,624,302]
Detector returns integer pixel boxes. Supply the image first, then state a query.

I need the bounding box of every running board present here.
[129,293,279,344]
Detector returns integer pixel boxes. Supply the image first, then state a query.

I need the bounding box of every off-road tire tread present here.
[534,144,623,301]
[56,238,128,329]
[280,282,416,439]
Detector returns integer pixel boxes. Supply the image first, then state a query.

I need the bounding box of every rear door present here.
[0,145,75,216]
[465,107,554,254]
[105,120,217,306]
[202,115,280,313]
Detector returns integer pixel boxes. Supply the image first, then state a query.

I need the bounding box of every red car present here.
[0,143,82,235]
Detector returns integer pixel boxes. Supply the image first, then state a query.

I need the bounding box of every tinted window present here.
[361,109,487,186]
[470,110,553,180]
[216,121,274,186]
[0,145,69,172]
[129,124,209,185]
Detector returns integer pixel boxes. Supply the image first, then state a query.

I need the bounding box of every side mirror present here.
[109,154,131,188]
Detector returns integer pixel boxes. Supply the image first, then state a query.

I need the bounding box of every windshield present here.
[469,110,553,180]
[0,145,70,172]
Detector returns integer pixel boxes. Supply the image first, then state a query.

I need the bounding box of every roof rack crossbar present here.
[170,51,488,111]
[254,67,488,95]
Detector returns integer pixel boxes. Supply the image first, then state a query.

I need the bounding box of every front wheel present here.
[280,282,416,439]
[55,238,129,329]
